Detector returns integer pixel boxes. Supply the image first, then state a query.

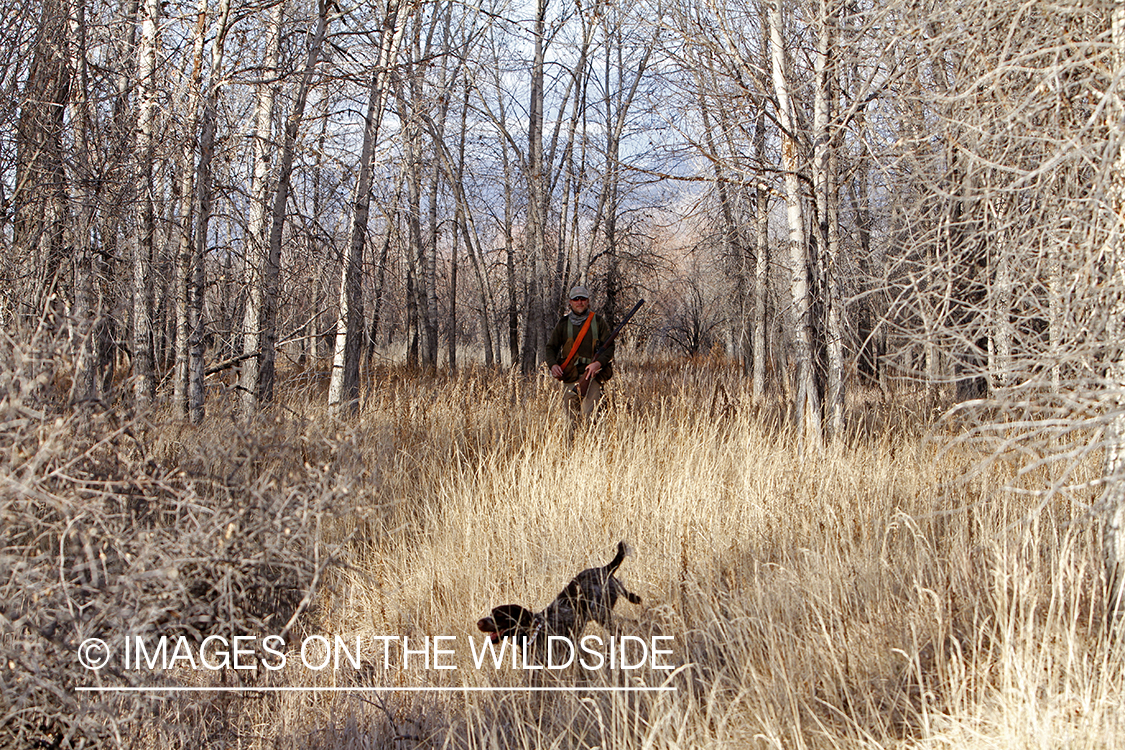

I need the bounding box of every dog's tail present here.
[604,540,631,576]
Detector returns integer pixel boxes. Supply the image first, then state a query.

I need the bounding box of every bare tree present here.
[519,0,549,373]
[812,0,844,437]
[328,0,407,416]
[585,3,660,325]
[768,0,822,449]
[130,0,163,408]
[186,0,234,423]
[240,0,284,415]
[172,0,207,416]
[14,0,70,318]
[242,0,332,413]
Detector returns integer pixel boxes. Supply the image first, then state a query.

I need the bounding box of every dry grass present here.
[6,349,1124,748]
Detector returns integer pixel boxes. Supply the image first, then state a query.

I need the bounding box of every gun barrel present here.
[578,298,645,397]
[593,298,645,358]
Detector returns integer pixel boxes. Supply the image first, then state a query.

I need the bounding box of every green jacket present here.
[546,312,614,384]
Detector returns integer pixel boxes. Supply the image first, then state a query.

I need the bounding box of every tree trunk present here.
[400,76,426,366]
[173,0,206,416]
[753,104,769,400]
[520,0,548,374]
[130,0,159,408]
[448,70,471,371]
[240,1,283,416]
[813,0,845,438]
[66,0,97,406]
[769,0,823,450]
[15,0,70,318]
[368,202,397,360]
[244,0,331,411]
[328,0,405,416]
[422,105,442,370]
[407,14,439,369]
[500,116,519,367]
[188,0,234,423]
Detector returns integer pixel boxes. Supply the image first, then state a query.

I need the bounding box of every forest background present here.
[4,0,1125,746]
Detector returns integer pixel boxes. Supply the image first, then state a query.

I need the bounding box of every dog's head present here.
[477,604,539,643]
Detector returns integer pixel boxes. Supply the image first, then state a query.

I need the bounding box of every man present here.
[547,285,614,426]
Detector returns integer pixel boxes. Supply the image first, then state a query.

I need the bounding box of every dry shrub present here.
[0,328,371,748]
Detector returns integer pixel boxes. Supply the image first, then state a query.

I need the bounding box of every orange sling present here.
[559,314,593,375]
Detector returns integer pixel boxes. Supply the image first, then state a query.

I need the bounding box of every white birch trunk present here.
[753,10,770,400]
[131,0,159,408]
[769,0,823,450]
[173,0,206,415]
[240,0,283,416]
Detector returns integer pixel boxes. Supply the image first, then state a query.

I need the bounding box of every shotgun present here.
[576,298,645,398]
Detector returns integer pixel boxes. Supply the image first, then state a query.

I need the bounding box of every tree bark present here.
[448,68,471,371]
[519,0,549,374]
[240,0,283,416]
[367,177,401,362]
[397,66,425,368]
[407,12,439,369]
[188,0,234,423]
[813,0,845,438]
[243,0,331,411]
[769,0,823,450]
[499,102,519,367]
[66,0,97,406]
[130,0,158,408]
[172,0,206,416]
[15,0,70,318]
[328,0,405,416]
[753,103,769,400]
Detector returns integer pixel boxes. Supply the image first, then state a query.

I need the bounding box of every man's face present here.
[569,297,589,314]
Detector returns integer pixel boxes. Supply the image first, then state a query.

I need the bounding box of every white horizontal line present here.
[77,686,677,693]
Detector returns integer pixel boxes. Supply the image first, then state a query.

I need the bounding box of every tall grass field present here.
[4,351,1123,748]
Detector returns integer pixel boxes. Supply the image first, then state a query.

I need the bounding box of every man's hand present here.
[583,361,602,379]
[551,364,564,380]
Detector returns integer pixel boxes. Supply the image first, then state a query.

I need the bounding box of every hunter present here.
[547,285,614,426]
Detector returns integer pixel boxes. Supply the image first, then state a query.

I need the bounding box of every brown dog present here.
[477,541,641,652]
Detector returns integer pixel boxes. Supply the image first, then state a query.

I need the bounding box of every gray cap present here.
[569,285,590,299]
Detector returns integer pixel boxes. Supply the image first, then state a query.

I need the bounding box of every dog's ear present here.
[490,604,536,631]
